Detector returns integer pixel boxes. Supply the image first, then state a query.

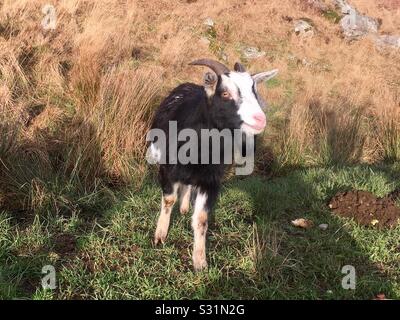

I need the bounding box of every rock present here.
[340,10,379,40]
[335,0,352,14]
[294,19,314,37]
[335,0,397,48]
[241,46,265,60]
[375,34,400,49]
[335,0,379,40]
[318,223,329,230]
[203,17,214,28]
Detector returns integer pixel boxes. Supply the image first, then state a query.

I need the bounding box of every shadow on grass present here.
[203,165,399,299]
[2,138,400,299]
[0,115,118,299]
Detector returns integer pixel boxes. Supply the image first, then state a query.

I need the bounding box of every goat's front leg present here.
[154,183,178,245]
[179,184,191,215]
[192,188,217,271]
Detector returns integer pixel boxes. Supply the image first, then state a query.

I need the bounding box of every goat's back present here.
[151,83,208,133]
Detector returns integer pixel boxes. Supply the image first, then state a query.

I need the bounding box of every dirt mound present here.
[329,190,400,229]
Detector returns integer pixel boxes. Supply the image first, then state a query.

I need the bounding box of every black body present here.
[151,82,246,212]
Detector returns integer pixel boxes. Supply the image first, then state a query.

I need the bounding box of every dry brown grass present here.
[0,0,399,211]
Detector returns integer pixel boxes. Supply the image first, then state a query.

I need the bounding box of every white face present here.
[220,72,267,135]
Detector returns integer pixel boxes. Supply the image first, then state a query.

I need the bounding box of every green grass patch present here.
[1,165,400,299]
[323,10,342,24]
[264,77,281,89]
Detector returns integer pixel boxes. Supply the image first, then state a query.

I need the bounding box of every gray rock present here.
[335,0,398,49]
[319,224,329,231]
[340,9,379,39]
[335,0,352,14]
[241,46,265,60]
[375,34,400,49]
[294,19,314,37]
[335,0,379,40]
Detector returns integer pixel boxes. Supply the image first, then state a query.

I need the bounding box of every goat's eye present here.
[221,91,231,100]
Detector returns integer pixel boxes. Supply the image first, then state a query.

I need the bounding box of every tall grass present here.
[0,0,161,214]
[88,67,161,185]
[0,0,399,214]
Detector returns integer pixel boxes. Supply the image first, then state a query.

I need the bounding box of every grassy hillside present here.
[0,0,400,299]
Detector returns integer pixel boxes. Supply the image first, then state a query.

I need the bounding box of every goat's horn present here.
[189,59,230,75]
[234,62,246,72]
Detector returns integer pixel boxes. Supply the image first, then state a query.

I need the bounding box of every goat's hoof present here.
[154,230,167,245]
[180,206,189,215]
[193,258,208,272]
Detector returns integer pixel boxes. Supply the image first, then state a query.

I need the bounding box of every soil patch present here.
[52,233,77,257]
[329,190,400,229]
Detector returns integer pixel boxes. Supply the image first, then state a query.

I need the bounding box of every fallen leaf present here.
[371,219,379,226]
[291,218,313,229]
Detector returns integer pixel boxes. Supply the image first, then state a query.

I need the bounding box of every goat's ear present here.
[204,72,217,86]
[204,72,217,99]
[252,69,278,84]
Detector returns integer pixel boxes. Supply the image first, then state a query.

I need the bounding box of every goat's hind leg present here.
[154,181,178,245]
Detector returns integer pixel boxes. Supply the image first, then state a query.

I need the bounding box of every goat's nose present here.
[253,112,266,128]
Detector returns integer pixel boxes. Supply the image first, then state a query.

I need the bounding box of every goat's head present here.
[189,59,278,135]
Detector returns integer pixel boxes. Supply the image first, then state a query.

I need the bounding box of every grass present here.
[1,164,400,299]
[0,0,400,300]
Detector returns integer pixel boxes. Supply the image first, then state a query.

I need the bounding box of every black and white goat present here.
[149,59,278,271]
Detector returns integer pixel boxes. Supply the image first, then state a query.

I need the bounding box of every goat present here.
[149,59,278,271]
